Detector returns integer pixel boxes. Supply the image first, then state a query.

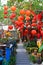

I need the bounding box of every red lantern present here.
[10,13,16,19]
[37,33,41,39]
[26,10,31,16]
[37,13,42,21]
[15,20,20,26]
[41,30,43,36]
[37,25,41,30]
[25,16,30,21]
[20,10,25,15]
[11,6,16,12]
[18,16,24,21]
[33,16,36,20]
[4,16,8,18]
[19,21,24,26]
[4,11,8,14]
[8,25,13,30]
[11,13,16,18]
[31,30,37,36]
[20,24,24,29]
[32,19,36,23]
[4,6,8,10]
[31,23,37,27]
[41,30,43,40]
[25,29,28,34]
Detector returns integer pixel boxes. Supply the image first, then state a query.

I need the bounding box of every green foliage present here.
[8,56,16,65]
[30,54,36,63]
[0,38,8,43]
[0,7,4,22]
[27,40,37,47]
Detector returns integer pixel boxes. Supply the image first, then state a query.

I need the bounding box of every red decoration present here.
[10,15,13,19]
[4,16,8,18]
[8,25,13,30]
[20,24,24,29]
[31,23,37,27]
[4,11,8,14]
[41,30,43,36]
[26,10,31,16]
[18,16,24,21]
[31,30,37,36]
[11,6,16,12]
[37,33,41,39]
[33,16,36,20]
[37,25,41,30]
[19,21,24,26]
[20,10,25,15]
[26,22,30,26]
[32,19,36,23]
[41,30,43,40]
[37,13,42,21]
[4,6,8,10]
[25,16,30,21]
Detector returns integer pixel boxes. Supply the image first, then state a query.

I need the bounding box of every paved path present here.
[16,42,33,65]
[16,41,43,65]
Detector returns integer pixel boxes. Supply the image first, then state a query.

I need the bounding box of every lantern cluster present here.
[3,6,43,40]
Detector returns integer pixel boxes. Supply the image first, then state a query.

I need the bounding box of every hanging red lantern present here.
[20,9,25,15]
[31,23,37,27]
[11,13,16,18]
[32,19,36,23]
[4,11,8,14]
[15,20,20,26]
[4,16,8,18]
[11,6,16,12]
[20,24,24,29]
[8,25,13,30]
[37,25,41,30]
[4,6,8,10]
[26,10,31,16]
[18,16,24,21]
[19,21,24,26]
[25,16,30,21]
[37,33,41,39]
[31,30,37,36]
[10,13,16,19]
[41,30,43,36]
[33,15,36,20]
[25,29,28,34]
[10,15,13,19]
[37,13,42,21]
[41,30,43,40]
